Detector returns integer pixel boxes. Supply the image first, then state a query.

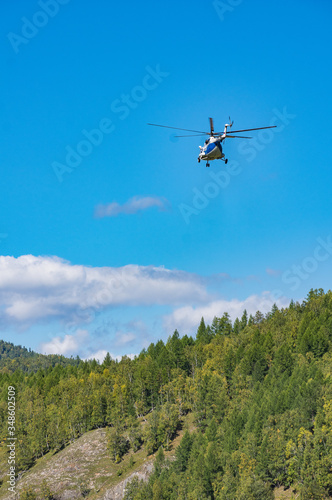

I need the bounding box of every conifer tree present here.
[175,429,193,471]
[196,317,209,344]
[233,317,240,334]
[240,309,248,330]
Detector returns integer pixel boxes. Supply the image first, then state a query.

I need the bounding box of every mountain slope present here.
[0,339,80,374]
[0,415,192,500]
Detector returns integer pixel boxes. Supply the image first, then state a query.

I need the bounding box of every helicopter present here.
[148,118,277,167]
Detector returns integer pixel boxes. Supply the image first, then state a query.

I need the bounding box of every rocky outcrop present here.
[101,461,154,500]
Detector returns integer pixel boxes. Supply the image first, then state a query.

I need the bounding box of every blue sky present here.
[1,0,332,361]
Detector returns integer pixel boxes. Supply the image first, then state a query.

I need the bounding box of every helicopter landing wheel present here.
[198,158,201,163]
[225,159,228,164]
[206,162,210,167]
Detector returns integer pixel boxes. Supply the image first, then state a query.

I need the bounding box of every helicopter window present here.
[205,139,209,144]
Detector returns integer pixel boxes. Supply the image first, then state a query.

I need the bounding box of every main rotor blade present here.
[147,123,208,134]
[209,117,214,135]
[174,133,208,137]
[226,125,277,134]
[225,135,252,139]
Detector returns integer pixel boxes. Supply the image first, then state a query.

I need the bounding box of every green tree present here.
[175,430,193,471]
[196,317,211,344]
[157,403,179,450]
[154,446,166,476]
[40,480,56,499]
[145,410,160,455]
[233,317,241,334]
[102,352,112,367]
[107,425,128,462]
[127,417,143,452]
[124,476,143,500]
[240,309,248,330]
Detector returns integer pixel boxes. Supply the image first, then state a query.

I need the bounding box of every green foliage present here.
[211,313,232,337]
[236,476,274,500]
[143,403,180,455]
[18,486,37,499]
[0,339,80,373]
[241,309,248,329]
[300,481,329,500]
[196,317,210,344]
[124,476,141,499]
[175,429,193,471]
[157,403,179,450]
[129,454,135,468]
[40,480,56,499]
[107,425,128,462]
[154,446,166,476]
[127,416,143,452]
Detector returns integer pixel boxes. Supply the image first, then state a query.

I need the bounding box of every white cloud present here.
[94,196,169,218]
[39,327,138,362]
[266,267,281,277]
[163,292,290,335]
[0,254,294,357]
[40,329,89,356]
[85,349,109,363]
[85,350,137,363]
[114,331,136,346]
[0,255,208,327]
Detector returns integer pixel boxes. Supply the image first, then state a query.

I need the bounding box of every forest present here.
[0,340,80,373]
[0,288,332,499]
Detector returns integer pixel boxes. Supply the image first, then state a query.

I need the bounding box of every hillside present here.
[0,289,332,499]
[0,427,154,500]
[0,414,193,499]
[0,340,81,374]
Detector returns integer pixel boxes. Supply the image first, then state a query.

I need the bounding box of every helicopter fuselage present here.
[198,136,225,163]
